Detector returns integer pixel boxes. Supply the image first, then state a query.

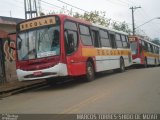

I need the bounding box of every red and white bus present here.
[129,36,160,67]
[16,14,132,82]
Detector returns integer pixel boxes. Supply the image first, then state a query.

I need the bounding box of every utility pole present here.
[10,11,12,17]
[24,0,38,19]
[38,0,42,16]
[24,0,27,19]
[130,6,141,35]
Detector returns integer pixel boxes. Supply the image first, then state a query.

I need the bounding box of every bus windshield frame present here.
[17,16,60,61]
[130,41,138,55]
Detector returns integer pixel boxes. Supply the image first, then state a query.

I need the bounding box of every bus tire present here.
[119,58,125,72]
[85,61,95,82]
[113,58,125,73]
[144,58,148,68]
[154,59,157,67]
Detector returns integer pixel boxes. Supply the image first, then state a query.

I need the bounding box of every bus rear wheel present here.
[85,61,95,82]
[154,59,157,67]
[144,58,148,68]
[114,58,125,73]
[120,58,125,72]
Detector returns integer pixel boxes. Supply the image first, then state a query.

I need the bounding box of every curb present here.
[0,80,47,98]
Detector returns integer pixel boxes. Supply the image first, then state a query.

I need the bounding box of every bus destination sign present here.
[19,17,56,31]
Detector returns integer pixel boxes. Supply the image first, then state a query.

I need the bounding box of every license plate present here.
[33,71,42,76]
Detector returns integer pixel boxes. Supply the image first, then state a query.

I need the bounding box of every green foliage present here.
[73,11,111,27]
[112,21,131,33]
[43,7,131,33]
[40,12,45,16]
[152,38,160,45]
[73,11,131,34]
[74,11,131,33]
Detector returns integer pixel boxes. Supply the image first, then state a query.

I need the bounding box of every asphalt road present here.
[0,67,160,113]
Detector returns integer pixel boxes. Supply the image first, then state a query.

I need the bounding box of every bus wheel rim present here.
[87,63,94,80]
[121,60,124,71]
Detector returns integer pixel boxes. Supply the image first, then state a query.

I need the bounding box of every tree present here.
[74,11,131,33]
[73,11,111,27]
[40,12,45,16]
[112,21,131,34]
[45,8,131,33]
[152,38,160,45]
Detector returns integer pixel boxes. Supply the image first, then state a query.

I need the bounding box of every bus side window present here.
[139,44,143,53]
[156,47,159,54]
[150,44,154,53]
[147,43,151,52]
[154,46,157,54]
[99,29,110,47]
[121,35,129,48]
[109,34,117,48]
[141,41,145,50]
[144,42,148,52]
[155,47,157,54]
[139,40,143,53]
[91,30,101,47]
[153,46,155,53]
[115,34,123,48]
[79,25,92,46]
[125,36,130,48]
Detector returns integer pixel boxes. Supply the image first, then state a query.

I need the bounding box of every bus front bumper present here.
[17,63,68,81]
[132,58,141,64]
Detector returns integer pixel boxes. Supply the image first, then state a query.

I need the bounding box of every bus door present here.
[90,27,103,72]
[140,40,146,63]
[64,21,85,76]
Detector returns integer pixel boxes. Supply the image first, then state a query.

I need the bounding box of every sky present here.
[0,0,160,39]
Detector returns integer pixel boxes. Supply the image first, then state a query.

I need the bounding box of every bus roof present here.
[17,14,91,26]
[61,14,128,35]
[92,23,128,35]
[18,14,128,36]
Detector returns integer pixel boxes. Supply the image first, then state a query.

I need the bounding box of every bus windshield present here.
[17,25,60,60]
[130,42,138,55]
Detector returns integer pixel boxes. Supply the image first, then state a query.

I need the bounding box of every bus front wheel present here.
[85,61,95,82]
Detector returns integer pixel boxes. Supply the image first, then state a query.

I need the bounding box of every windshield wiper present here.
[17,35,23,50]
[17,35,22,42]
